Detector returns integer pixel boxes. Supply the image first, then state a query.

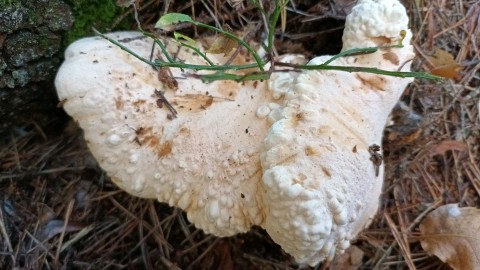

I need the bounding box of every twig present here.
[0,207,14,265]
[186,238,220,269]
[54,199,75,268]
[154,90,177,117]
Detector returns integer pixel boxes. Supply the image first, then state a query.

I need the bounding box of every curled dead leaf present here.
[37,203,57,225]
[427,49,462,79]
[158,67,178,90]
[330,245,365,270]
[386,102,423,144]
[419,204,480,270]
[206,25,238,56]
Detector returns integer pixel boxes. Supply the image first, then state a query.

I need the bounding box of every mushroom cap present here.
[55,0,415,265]
[342,0,409,50]
[56,33,306,236]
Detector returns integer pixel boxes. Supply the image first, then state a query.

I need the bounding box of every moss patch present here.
[65,0,133,45]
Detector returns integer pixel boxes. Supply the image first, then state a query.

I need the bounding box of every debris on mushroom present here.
[55,0,415,265]
[419,204,480,270]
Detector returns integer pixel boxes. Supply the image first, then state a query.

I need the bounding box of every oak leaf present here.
[427,49,462,79]
[419,204,480,270]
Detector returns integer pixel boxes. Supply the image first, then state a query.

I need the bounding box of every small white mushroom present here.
[55,0,414,265]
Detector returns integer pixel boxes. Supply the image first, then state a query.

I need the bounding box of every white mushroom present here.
[261,0,415,263]
[56,33,287,236]
[55,0,414,265]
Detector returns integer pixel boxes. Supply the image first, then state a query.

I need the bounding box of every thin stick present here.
[54,199,75,268]
[154,90,177,117]
[0,207,14,265]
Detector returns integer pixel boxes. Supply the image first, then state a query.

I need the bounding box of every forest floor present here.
[1,0,479,269]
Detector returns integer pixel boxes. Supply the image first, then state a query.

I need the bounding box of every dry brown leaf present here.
[330,246,365,270]
[386,102,423,144]
[206,25,238,56]
[37,203,57,225]
[427,49,462,79]
[157,67,178,90]
[419,204,480,270]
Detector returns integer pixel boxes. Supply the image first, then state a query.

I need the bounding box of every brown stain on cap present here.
[135,126,172,158]
[382,51,400,65]
[157,141,172,157]
[114,97,124,109]
[321,166,331,177]
[355,73,387,91]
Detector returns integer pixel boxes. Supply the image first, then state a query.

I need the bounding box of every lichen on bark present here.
[0,0,73,132]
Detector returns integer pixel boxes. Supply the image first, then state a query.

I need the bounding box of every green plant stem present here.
[317,66,440,80]
[190,21,266,70]
[94,29,259,71]
[140,31,174,63]
[274,62,443,80]
[93,29,158,67]
[197,71,270,82]
[267,0,283,52]
[322,47,378,66]
[322,42,406,66]
[179,43,215,66]
[321,31,407,66]
[94,29,441,82]
[154,60,259,71]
